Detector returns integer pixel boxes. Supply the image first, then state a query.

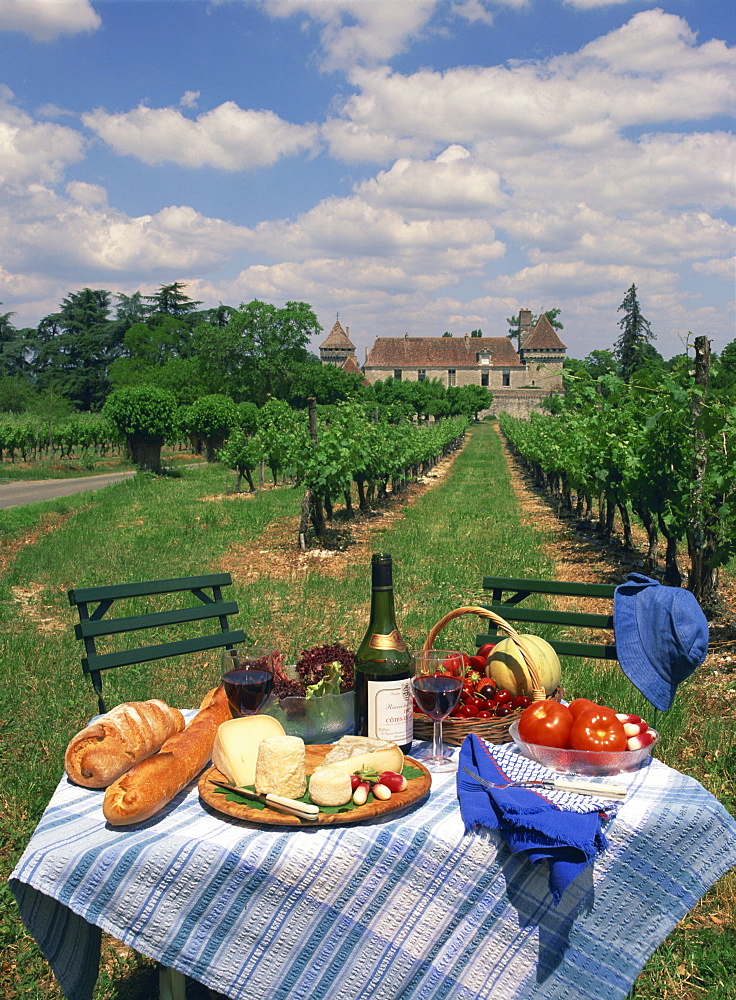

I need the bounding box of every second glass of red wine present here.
[222,647,275,717]
[410,649,464,772]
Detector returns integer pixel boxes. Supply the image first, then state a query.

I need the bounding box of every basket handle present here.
[421,605,546,702]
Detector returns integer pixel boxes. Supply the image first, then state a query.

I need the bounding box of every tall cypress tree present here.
[615,284,654,382]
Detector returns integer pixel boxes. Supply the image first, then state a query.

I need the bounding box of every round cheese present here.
[308,767,352,807]
[254,735,307,798]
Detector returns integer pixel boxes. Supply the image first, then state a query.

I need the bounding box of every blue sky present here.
[0,0,733,362]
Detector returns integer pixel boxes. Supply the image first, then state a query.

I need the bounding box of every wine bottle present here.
[353,553,413,753]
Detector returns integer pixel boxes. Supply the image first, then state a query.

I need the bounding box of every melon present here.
[486,634,561,697]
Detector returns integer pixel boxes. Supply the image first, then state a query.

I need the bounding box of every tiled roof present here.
[523,314,566,350]
[320,319,355,350]
[341,356,363,376]
[365,337,521,368]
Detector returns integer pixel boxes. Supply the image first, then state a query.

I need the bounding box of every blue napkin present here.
[457,734,609,904]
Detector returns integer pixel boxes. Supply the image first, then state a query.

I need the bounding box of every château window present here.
[448,369,456,386]
[481,371,489,387]
[393,369,402,381]
[502,370,510,387]
[418,369,426,381]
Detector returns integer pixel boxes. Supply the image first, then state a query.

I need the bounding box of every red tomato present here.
[569,707,627,752]
[568,697,600,721]
[518,701,574,749]
[477,643,496,659]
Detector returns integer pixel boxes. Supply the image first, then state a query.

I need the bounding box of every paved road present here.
[0,470,136,509]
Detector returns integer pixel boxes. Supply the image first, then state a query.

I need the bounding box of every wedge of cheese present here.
[314,735,404,778]
[211,715,285,787]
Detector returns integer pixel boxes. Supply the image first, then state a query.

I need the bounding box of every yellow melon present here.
[486,634,561,697]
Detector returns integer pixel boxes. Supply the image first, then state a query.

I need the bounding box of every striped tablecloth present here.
[10,723,736,1000]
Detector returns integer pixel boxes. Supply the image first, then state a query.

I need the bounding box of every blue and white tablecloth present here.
[9,719,736,1000]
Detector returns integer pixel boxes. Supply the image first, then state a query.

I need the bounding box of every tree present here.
[286,359,365,408]
[470,329,483,338]
[103,385,177,472]
[442,331,453,337]
[143,282,202,318]
[615,284,654,382]
[192,300,320,403]
[33,288,117,410]
[185,393,238,461]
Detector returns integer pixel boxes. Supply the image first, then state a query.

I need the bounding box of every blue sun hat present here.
[613,574,709,712]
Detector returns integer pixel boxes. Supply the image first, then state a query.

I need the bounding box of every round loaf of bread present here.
[308,767,352,807]
[254,735,306,798]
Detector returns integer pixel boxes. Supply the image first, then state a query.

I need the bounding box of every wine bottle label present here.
[368,630,407,652]
[366,678,413,744]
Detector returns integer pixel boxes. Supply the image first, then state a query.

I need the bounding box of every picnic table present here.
[10,716,736,1000]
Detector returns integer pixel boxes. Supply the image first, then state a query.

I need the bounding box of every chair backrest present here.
[68,573,246,713]
[478,575,617,660]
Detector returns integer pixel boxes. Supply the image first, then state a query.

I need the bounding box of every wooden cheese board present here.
[199,743,432,827]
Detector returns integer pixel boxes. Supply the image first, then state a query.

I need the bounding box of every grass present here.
[1,423,733,999]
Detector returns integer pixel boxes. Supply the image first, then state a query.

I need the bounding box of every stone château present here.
[319,310,566,417]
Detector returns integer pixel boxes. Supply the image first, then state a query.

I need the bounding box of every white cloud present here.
[248,193,505,269]
[0,0,100,41]
[324,10,735,162]
[180,91,200,109]
[82,102,319,170]
[0,88,85,188]
[354,146,507,215]
[563,0,638,9]
[263,0,439,70]
[692,257,736,281]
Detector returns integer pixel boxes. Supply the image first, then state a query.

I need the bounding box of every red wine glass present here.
[222,647,275,717]
[410,649,463,772]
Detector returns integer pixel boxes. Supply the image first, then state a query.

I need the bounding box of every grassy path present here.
[1,423,733,999]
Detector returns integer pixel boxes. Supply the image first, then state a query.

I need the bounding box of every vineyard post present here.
[686,336,718,610]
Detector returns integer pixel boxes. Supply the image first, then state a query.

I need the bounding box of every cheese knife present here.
[211,781,320,820]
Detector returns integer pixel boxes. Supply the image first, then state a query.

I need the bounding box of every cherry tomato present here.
[570,707,627,752]
[517,701,574,749]
[495,704,513,717]
[511,695,532,711]
[568,697,600,721]
[477,643,496,659]
[495,689,512,705]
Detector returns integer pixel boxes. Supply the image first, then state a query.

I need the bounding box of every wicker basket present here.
[412,605,557,746]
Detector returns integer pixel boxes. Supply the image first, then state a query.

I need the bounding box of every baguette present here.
[103,685,231,825]
[65,699,185,789]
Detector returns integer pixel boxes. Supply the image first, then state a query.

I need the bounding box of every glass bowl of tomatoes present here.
[508,721,660,775]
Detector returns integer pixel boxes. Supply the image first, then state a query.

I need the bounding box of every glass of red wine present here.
[222,647,275,717]
[410,649,464,772]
